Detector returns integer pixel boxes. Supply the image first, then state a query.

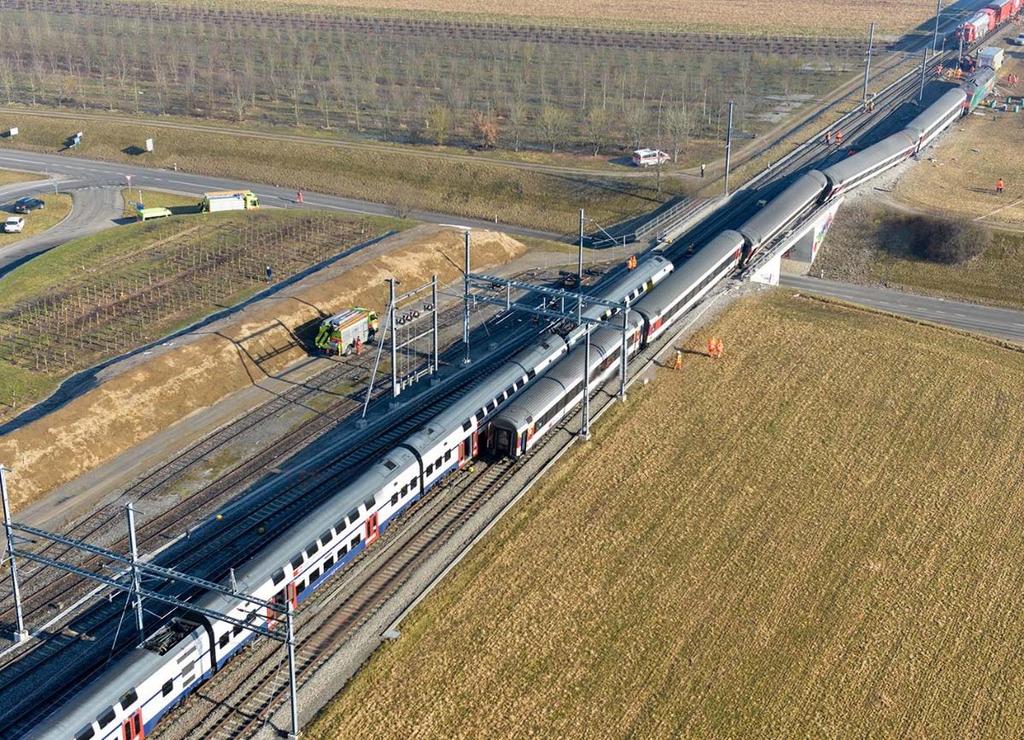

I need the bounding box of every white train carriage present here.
[490,312,645,458]
[564,255,673,348]
[820,131,917,199]
[633,230,744,344]
[399,333,569,488]
[24,617,213,740]
[903,88,967,153]
[736,170,829,263]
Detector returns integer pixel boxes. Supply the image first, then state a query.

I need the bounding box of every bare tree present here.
[507,100,528,152]
[472,111,499,149]
[586,106,611,156]
[665,103,689,163]
[427,105,451,146]
[539,106,570,153]
[625,105,648,150]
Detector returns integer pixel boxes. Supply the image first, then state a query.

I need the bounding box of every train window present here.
[233,624,243,637]
[290,555,303,570]
[399,484,407,496]
[425,462,434,475]
[364,497,376,509]
[391,493,399,505]
[410,478,417,490]
[444,450,452,462]
[462,421,472,432]
[350,535,360,548]
[272,569,285,586]
[325,555,334,569]
[75,728,95,740]
[310,567,320,582]
[475,410,485,422]
[305,544,318,558]
[297,580,307,595]
[383,459,397,470]
[119,689,138,709]
[348,509,359,524]
[98,707,116,728]
[335,518,347,533]
[319,530,332,547]
[339,544,348,556]
[162,680,174,697]
[527,369,536,380]
[219,633,230,648]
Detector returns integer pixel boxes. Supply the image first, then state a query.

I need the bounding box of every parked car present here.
[13,196,44,213]
[1009,34,1024,46]
[3,215,25,233]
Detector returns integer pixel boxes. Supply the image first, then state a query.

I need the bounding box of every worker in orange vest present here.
[715,338,724,359]
[997,178,1005,195]
[706,337,717,358]
[834,130,844,145]
[673,350,683,371]
[355,337,364,355]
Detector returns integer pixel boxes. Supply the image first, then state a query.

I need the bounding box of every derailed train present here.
[29,71,992,740]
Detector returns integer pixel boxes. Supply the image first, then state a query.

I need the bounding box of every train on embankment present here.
[25,58,1005,740]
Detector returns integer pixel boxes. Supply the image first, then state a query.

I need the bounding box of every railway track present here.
[0,307,556,736]
[149,267,739,740]
[160,456,527,739]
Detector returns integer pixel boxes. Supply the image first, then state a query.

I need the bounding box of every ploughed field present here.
[311,291,1024,737]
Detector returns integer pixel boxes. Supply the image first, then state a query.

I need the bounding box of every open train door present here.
[365,512,380,546]
[122,709,144,740]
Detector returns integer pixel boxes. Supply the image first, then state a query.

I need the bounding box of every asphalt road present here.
[0,183,123,276]
[0,149,564,243]
[780,275,1024,344]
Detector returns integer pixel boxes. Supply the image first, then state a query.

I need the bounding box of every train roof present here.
[820,131,917,188]
[579,255,673,321]
[736,170,828,247]
[194,447,420,616]
[494,314,642,431]
[401,334,568,455]
[633,231,743,319]
[905,88,967,133]
[24,644,179,739]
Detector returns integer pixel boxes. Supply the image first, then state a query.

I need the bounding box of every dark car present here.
[13,197,44,214]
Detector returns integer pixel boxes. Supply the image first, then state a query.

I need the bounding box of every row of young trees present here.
[0,8,853,157]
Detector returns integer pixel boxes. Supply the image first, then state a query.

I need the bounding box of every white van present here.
[3,215,25,233]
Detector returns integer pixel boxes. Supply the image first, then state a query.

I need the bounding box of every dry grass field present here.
[0,193,72,247]
[816,200,1024,309]
[894,57,1024,226]
[311,291,1024,738]
[170,0,934,35]
[0,169,41,188]
[0,109,664,234]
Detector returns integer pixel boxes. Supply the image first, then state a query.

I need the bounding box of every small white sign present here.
[145,138,154,152]
[7,127,17,137]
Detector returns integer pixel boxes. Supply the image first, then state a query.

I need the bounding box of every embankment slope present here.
[0,226,525,510]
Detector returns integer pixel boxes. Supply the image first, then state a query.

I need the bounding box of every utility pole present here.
[863,22,876,106]
[919,48,929,103]
[577,208,585,323]
[389,278,399,397]
[618,301,630,401]
[0,466,27,642]
[125,502,145,639]
[463,230,471,365]
[285,601,299,740]
[724,100,735,197]
[580,324,592,440]
[958,35,965,68]
[933,0,943,55]
[431,275,439,375]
